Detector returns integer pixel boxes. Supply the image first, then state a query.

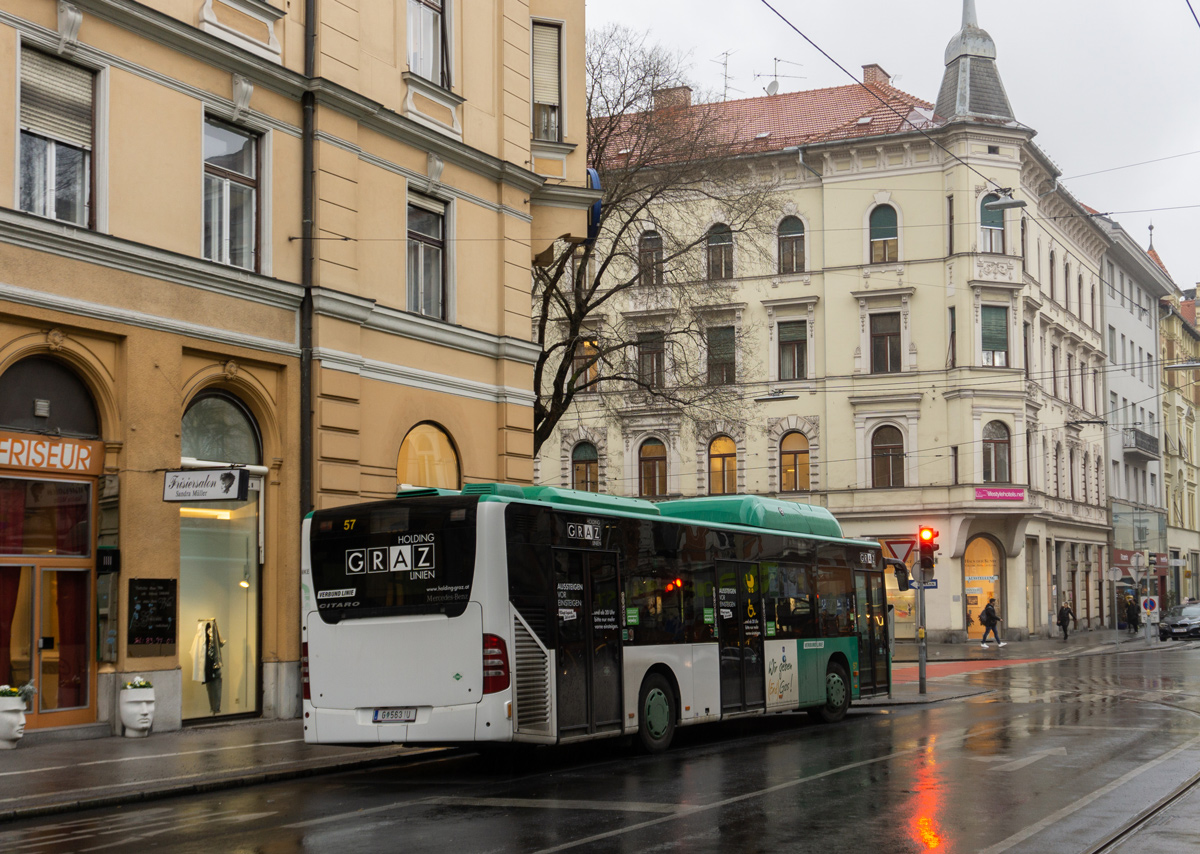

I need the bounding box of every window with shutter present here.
[981,306,1008,366]
[19,49,94,227]
[707,326,735,385]
[531,23,562,141]
[869,205,898,263]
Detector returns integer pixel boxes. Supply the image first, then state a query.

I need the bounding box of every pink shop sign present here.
[975,487,1025,501]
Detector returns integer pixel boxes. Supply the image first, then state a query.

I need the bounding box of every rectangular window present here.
[1108,326,1116,363]
[1067,354,1075,403]
[870,312,901,374]
[948,307,957,368]
[407,197,446,318]
[408,0,449,87]
[19,49,94,227]
[531,23,561,142]
[203,118,258,271]
[947,195,954,255]
[778,321,807,381]
[1051,346,1059,397]
[981,305,1008,367]
[951,446,959,485]
[637,332,665,389]
[707,326,735,385]
[572,338,599,391]
[1023,322,1031,378]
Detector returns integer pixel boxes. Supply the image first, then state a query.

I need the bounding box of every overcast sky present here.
[585,0,1200,294]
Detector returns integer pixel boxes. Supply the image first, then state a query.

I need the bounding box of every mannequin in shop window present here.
[190,619,225,714]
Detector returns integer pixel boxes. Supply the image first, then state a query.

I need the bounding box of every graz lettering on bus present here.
[858,551,876,566]
[345,535,437,580]
[566,522,600,541]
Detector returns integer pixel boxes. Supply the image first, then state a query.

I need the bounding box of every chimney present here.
[862,64,891,86]
[652,86,692,111]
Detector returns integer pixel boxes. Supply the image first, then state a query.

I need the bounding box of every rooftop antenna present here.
[753,58,805,96]
[710,49,743,100]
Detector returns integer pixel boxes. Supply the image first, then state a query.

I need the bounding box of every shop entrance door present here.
[0,562,95,729]
[717,561,765,713]
[553,549,623,739]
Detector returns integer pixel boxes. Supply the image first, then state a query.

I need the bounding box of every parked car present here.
[1158,604,1200,641]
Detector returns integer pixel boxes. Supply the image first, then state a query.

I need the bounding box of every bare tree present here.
[531,24,778,455]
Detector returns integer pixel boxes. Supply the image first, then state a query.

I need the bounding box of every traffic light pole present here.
[917,571,927,695]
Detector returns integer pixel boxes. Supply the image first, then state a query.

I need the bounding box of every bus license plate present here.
[373,707,417,723]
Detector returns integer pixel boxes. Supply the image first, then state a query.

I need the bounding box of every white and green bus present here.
[301,484,891,752]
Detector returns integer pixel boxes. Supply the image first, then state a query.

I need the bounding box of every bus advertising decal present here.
[345,538,437,579]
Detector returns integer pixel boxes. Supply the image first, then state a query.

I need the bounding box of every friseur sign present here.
[162,468,249,502]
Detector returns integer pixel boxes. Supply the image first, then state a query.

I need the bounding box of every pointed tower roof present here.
[935,0,1016,123]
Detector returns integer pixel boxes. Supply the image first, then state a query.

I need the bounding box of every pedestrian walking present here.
[1125,597,1140,634]
[980,598,1007,648]
[1057,602,1075,641]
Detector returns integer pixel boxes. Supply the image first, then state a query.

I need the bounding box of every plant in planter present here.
[120,676,156,738]
[0,683,35,750]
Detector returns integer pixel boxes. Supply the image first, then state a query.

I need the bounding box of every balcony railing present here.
[1123,427,1160,459]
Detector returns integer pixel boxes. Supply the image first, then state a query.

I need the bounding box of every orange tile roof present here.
[1148,247,1172,279]
[596,81,937,165]
[1182,299,1195,327]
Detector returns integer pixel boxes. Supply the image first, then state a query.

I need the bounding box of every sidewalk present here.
[890,626,1159,663]
[0,719,440,823]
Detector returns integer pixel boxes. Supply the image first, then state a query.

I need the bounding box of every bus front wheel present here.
[808,661,850,724]
[638,673,676,753]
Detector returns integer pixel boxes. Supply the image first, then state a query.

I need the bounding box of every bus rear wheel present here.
[807,661,850,724]
[638,673,676,753]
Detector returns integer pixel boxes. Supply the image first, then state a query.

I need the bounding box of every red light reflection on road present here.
[907,741,946,850]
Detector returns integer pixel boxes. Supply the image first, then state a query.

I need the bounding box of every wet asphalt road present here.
[5,645,1200,854]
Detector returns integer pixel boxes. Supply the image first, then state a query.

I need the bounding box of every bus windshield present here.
[308,497,478,622]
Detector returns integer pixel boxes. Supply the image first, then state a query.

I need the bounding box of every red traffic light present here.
[919,527,935,542]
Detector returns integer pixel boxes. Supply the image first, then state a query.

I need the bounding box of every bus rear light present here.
[482,634,510,694]
[301,642,311,701]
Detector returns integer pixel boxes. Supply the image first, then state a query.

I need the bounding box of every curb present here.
[0,746,451,824]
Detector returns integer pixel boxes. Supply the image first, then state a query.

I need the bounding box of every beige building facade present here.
[1160,291,1200,604]
[1,0,589,736]
[540,4,1118,642]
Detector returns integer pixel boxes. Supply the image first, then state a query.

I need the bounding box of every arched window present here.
[571,443,598,492]
[638,438,667,497]
[709,436,737,494]
[780,432,810,492]
[638,230,663,286]
[0,355,100,438]
[982,421,1010,484]
[182,391,261,465]
[778,216,805,274]
[869,205,898,263]
[980,195,1004,253]
[707,223,733,280]
[871,426,904,488]
[397,423,460,489]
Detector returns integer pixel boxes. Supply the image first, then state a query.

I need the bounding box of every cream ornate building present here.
[1160,289,1200,603]
[0,0,590,737]
[540,2,1123,642]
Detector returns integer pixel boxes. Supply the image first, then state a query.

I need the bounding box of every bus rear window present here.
[309,498,478,622]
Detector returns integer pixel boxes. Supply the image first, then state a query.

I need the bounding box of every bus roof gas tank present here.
[656,496,844,539]
[520,485,662,516]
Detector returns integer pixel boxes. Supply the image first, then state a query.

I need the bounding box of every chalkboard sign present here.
[127,578,177,657]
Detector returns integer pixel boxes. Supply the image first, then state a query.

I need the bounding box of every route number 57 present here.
[343,519,356,531]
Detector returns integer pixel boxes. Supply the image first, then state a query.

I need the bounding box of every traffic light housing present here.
[885,558,910,591]
[918,527,938,578]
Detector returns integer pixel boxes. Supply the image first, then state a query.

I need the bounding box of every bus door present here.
[854,570,890,695]
[553,549,623,739]
[717,561,765,712]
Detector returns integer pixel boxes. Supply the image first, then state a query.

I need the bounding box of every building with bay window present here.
[1,0,590,738]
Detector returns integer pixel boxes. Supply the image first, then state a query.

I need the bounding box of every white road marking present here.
[427,797,683,813]
[0,739,304,777]
[978,734,1200,854]
[971,747,1067,771]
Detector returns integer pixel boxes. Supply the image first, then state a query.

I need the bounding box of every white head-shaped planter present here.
[0,701,26,749]
[120,681,156,738]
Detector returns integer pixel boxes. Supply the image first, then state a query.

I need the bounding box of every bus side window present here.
[767,563,818,639]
